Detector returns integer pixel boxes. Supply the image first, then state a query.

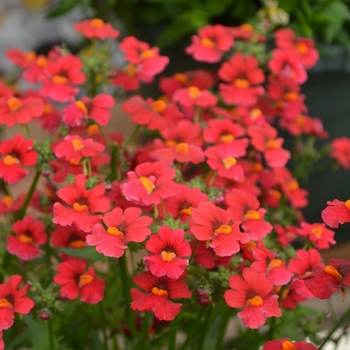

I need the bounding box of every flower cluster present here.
[0,18,349,349]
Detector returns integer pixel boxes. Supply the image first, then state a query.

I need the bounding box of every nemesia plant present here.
[1,17,350,350]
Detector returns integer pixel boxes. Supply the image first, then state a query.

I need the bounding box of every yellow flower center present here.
[151,99,167,114]
[287,180,299,191]
[251,162,263,173]
[72,139,84,150]
[214,224,232,235]
[246,295,263,306]
[234,78,249,89]
[139,177,155,194]
[91,18,104,28]
[25,51,36,61]
[244,210,260,220]
[140,49,155,59]
[75,100,88,114]
[219,134,234,143]
[188,86,201,99]
[180,206,193,216]
[283,91,298,101]
[268,189,282,199]
[2,195,14,206]
[0,298,12,309]
[174,73,189,85]
[78,274,94,287]
[44,104,53,114]
[201,37,216,48]
[107,227,124,236]
[69,159,80,166]
[240,23,253,32]
[69,239,85,249]
[7,97,22,111]
[296,42,308,54]
[36,56,48,67]
[296,115,306,125]
[87,124,100,135]
[161,251,176,262]
[345,200,350,211]
[311,226,323,237]
[250,108,262,119]
[73,202,88,212]
[19,234,33,244]
[282,340,297,350]
[52,75,69,85]
[126,64,137,77]
[3,155,19,166]
[223,156,237,169]
[265,139,280,149]
[151,287,168,297]
[176,142,189,154]
[324,265,343,282]
[268,259,282,269]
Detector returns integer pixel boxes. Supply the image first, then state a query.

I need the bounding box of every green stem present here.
[87,158,93,178]
[319,307,350,349]
[0,178,10,196]
[48,318,54,350]
[168,315,179,350]
[110,143,119,181]
[197,306,212,350]
[161,199,167,218]
[122,125,141,151]
[18,171,40,219]
[119,255,136,335]
[216,308,231,349]
[99,302,108,350]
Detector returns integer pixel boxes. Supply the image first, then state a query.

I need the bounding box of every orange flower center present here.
[107,227,124,236]
[25,51,36,61]
[268,259,282,269]
[251,162,263,173]
[296,41,308,54]
[75,100,88,114]
[73,202,88,212]
[72,139,84,150]
[126,64,137,77]
[53,75,69,85]
[69,239,85,249]
[311,226,323,237]
[234,78,249,89]
[240,23,253,32]
[161,251,176,262]
[296,115,306,125]
[180,206,193,216]
[3,155,19,166]
[44,104,53,114]
[188,86,201,99]
[324,265,343,282]
[268,189,282,199]
[246,295,263,306]
[166,140,178,148]
[281,340,297,350]
[139,177,155,194]
[36,56,48,67]
[345,200,350,211]
[283,91,298,101]
[151,100,167,114]
[91,18,104,28]
[214,224,232,235]
[0,298,12,309]
[220,134,234,143]
[19,234,33,244]
[201,37,216,48]
[140,49,155,59]
[223,157,237,169]
[287,180,299,191]
[79,274,94,287]
[87,124,100,135]
[151,287,168,297]
[174,73,189,85]
[265,139,280,149]
[176,142,189,154]
[245,240,256,251]
[69,159,80,166]
[2,195,14,207]
[244,210,260,220]
[7,97,22,111]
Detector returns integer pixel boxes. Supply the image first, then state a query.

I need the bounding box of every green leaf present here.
[46,0,80,18]
[278,0,298,13]
[314,1,350,22]
[205,0,232,17]
[58,247,105,261]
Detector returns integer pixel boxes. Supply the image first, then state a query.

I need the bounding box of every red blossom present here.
[75,18,119,39]
[298,222,336,250]
[131,271,191,321]
[224,268,281,329]
[5,48,37,68]
[0,275,34,330]
[330,137,350,169]
[144,226,191,279]
[54,259,105,304]
[51,224,88,249]
[263,338,318,350]
[173,86,218,109]
[0,135,38,184]
[86,207,153,258]
[53,174,110,232]
[322,199,350,228]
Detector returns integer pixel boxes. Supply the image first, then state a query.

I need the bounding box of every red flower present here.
[51,224,88,249]
[75,18,119,39]
[185,24,234,63]
[275,28,319,69]
[86,207,153,258]
[0,194,24,215]
[228,23,266,42]
[219,53,265,106]
[41,55,85,102]
[0,275,34,330]
[263,338,318,350]
[0,96,44,126]
[144,226,191,279]
[54,259,105,304]
[54,135,105,162]
[62,94,115,127]
[160,184,208,223]
[301,259,350,300]
[53,174,110,232]
[298,222,336,250]
[224,268,281,329]
[226,189,272,241]
[330,137,350,169]
[191,201,249,257]
[0,135,38,184]
[7,216,47,261]
[194,241,232,269]
[251,242,293,286]
[322,199,350,228]
[173,86,218,109]
[122,161,179,206]
[269,49,307,84]
[5,48,37,68]
[22,54,49,83]
[130,271,191,321]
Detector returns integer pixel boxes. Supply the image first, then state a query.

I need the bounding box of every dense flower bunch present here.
[0,18,349,349]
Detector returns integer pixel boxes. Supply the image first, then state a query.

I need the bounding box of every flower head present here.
[75,18,119,39]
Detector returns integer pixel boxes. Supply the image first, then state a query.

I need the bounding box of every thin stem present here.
[99,302,108,350]
[161,199,167,218]
[216,308,231,349]
[110,143,119,181]
[48,318,54,350]
[0,179,10,196]
[18,171,40,219]
[122,125,141,151]
[197,306,212,350]
[168,315,179,350]
[87,158,93,178]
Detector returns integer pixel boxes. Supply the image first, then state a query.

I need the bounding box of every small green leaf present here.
[58,247,105,261]
[46,0,80,18]
[205,0,232,16]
